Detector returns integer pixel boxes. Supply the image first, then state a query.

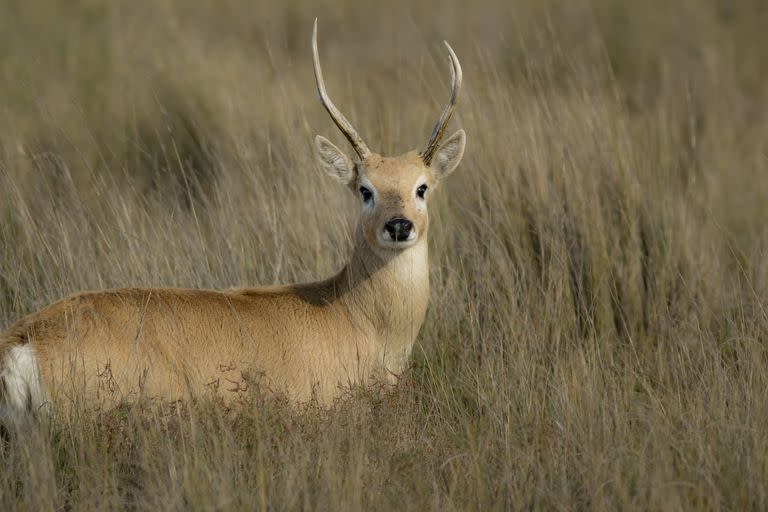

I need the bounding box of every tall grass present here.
[1,0,768,509]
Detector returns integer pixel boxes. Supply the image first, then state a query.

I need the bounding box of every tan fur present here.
[0,27,466,411]
[3,249,427,406]
[0,151,458,409]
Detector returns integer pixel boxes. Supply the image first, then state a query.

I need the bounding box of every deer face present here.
[314,135,465,251]
[311,20,466,252]
[358,153,430,250]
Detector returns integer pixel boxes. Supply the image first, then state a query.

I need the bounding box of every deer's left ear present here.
[429,129,466,180]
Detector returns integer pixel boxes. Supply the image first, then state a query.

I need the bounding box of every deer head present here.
[312,20,466,252]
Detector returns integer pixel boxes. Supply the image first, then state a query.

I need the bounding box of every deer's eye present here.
[359,186,373,202]
[416,184,428,199]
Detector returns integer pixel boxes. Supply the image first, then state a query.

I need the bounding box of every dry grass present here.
[1,0,768,509]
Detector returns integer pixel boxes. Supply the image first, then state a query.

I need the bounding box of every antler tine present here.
[421,41,463,165]
[312,19,372,160]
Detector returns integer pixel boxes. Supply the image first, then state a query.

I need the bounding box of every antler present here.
[312,19,372,160]
[421,42,463,165]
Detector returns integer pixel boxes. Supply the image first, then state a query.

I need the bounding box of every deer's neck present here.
[333,230,430,363]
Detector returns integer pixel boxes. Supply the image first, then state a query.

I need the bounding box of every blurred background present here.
[2,0,767,305]
[2,1,768,510]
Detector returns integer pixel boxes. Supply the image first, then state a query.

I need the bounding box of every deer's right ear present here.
[314,135,355,185]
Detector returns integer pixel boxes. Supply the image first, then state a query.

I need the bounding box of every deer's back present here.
[0,286,369,406]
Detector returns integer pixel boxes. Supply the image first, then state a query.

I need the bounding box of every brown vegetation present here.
[1,0,768,509]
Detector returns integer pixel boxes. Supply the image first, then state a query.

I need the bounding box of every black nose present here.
[384,218,413,241]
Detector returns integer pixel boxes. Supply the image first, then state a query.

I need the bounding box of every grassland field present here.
[1,0,768,510]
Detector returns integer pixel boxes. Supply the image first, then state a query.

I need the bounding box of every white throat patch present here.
[385,239,429,287]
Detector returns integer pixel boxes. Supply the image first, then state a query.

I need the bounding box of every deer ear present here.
[314,135,355,185]
[430,129,466,180]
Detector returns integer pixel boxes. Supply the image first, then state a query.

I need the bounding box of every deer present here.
[0,20,466,416]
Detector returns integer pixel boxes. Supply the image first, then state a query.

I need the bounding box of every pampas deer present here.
[0,20,466,414]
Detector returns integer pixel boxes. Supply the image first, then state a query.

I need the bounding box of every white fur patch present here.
[388,240,429,287]
[1,345,46,414]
